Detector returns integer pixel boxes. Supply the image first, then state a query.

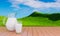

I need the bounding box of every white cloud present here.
[55,0,60,2]
[9,0,60,9]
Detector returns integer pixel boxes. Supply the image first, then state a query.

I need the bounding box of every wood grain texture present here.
[0,27,60,36]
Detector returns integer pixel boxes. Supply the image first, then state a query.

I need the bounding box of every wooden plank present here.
[28,27,33,36]
[39,27,60,36]
[47,27,57,36]
[46,27,60,36]
[39,27,51,36]
[41,27,55,36]
[0,27,22,36]
[22,27,28,36]
[0,31,22,36]
[54,27,60,36]
[32,27,39,36]
[0,27,8,32]
[36,27,44,36]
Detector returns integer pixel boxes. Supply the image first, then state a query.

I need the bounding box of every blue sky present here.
[0,0,60,18]
[39,0,55,2]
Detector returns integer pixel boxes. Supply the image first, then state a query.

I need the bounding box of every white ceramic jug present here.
[6,18,17,31]
[6,13,17,31]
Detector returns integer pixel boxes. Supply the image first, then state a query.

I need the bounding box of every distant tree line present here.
[29,12,60,21]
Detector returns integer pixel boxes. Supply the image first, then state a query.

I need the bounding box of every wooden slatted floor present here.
[0,27,60,36]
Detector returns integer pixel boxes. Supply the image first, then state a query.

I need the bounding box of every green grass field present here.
[0,12,60,27]
[0,16,7,26]
[18,17,60,27]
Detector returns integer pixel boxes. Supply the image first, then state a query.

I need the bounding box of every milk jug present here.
[6,13,17,31]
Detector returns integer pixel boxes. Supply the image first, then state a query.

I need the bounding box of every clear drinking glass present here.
[15,21,22,34]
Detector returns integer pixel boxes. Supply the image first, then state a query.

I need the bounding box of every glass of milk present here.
[15,21,22,34]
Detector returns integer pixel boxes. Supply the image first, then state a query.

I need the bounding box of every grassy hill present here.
[0,12,60,27]
[18,12,60,27]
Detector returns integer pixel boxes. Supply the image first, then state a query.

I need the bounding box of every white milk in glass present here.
[15,22,22,33]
